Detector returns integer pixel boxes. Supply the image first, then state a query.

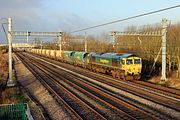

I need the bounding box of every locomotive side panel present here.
[74,52,89,67]
[63,51,75,63]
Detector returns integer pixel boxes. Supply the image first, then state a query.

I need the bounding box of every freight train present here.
[27,49,142,80]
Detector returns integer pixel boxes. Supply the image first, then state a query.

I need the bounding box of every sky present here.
[0,0,180,43]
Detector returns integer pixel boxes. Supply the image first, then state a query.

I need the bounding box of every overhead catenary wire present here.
[71,4,180,33]
[2,23,8,43]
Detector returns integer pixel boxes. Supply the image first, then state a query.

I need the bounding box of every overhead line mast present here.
[7,18,15,87]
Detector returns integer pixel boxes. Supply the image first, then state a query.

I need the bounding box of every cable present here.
[71,4,180,33]
[2,23,8,43]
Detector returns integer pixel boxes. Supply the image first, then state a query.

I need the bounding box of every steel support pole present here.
[161,18,168,81]
[113,35,115,52]
[27,30,29,43]
[58,35,62,57]
[41,40,43,50]
[85,32,87,52]
[112,32,116,52]
[7,18,15,87]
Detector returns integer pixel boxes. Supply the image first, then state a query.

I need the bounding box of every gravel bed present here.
[29,62,105,120]
[81,75,180,120]
[14,53,73,120]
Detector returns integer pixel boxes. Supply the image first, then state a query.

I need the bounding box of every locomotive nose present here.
[128,67,139,75]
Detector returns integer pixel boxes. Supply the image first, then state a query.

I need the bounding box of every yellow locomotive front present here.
[121,56,142,79]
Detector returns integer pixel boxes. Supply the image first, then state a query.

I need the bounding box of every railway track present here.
[72,69,180,110]
[31,62,137,120]
[132,80,180,98]
[17,52,108,120]
[24,54,156,120]
[17,52,180,120]
[17,52,150,119]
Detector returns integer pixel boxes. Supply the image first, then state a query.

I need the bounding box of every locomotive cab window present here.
[126,59,133,65]
[134,59,140,64]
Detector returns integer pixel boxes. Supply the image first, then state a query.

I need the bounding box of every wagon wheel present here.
[95,68,99,73]
[117,73,121,79]
[92,66,95,72]
[111,70,116,78]
[120,73,125,80]
[118,71,125,80]
[133,74,141,80]
[90,67,93,70]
